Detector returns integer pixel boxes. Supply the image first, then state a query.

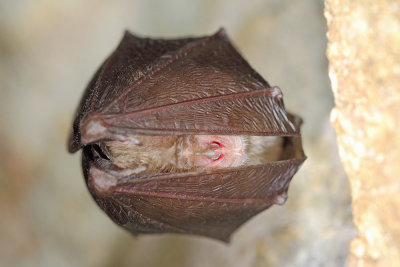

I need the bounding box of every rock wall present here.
[325,0,400,265]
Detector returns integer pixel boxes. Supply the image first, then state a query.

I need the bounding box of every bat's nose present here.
[179,135,246,170]
[195,141,224,161]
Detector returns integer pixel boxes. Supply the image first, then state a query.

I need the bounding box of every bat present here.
[68,28,306,242]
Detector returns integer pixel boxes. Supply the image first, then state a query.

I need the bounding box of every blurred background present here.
[0,0,355,266]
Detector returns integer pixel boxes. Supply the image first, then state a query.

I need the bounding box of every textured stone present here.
[325,0,400,266]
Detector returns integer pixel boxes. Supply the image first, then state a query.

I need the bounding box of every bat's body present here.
[68,29,306,242]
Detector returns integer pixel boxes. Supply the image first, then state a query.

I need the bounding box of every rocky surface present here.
[325,0,400,266]
[0,1,354,266]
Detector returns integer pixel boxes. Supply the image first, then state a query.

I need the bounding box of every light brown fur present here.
[103,135,284,174]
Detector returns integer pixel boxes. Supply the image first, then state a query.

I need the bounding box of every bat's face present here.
[103,135,247,174]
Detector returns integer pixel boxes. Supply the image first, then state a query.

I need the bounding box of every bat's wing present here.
[69,29,297,152]
[69,31,203,152]
[83,142,305,242]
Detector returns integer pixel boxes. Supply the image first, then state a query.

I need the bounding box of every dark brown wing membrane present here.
[69,31,205,152]
[84,145,305,241]
[69,29,292,151]
[101,29,269,114]
[79,88,297,146]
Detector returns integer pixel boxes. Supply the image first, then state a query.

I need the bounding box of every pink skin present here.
[179,135,246,170]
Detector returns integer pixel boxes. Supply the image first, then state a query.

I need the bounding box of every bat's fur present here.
[245,136,283,165]
[103,136,179,173]
[103,135,284,174]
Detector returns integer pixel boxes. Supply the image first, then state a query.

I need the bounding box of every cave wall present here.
[325,0,400,265]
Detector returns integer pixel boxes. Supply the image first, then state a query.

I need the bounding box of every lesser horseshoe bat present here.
[68,28,306,242]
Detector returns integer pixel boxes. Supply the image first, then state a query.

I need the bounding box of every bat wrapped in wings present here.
[68,29,306,242]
